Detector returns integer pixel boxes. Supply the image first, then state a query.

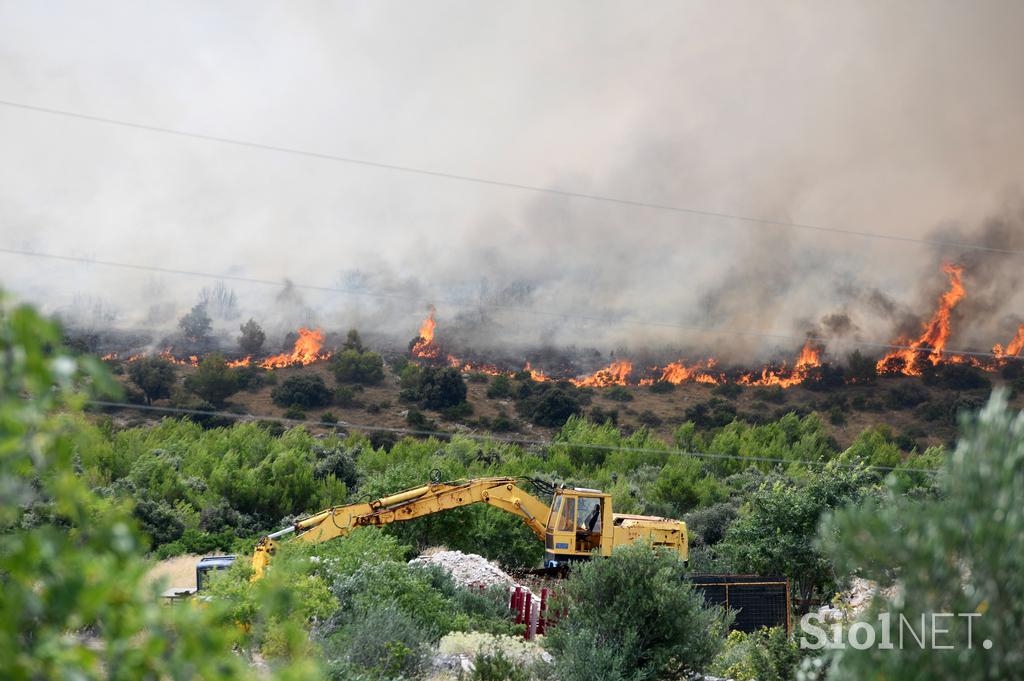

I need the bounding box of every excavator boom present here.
[252,477,551,579]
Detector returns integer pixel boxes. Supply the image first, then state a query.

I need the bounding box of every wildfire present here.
[411,306,440,359]
[524,361,551,382]
[258,328,330,369]
[571,360,634,388]
[993,324,1024,359]
[227,356,252,368]
[158,350,199,367]
[642,358,721,386]
[876,263,965,376]
[739,340,823,388]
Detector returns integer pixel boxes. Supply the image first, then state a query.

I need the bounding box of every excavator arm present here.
[252,477,551,579]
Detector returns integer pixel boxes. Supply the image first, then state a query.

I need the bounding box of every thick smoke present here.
[0,1,1022,364]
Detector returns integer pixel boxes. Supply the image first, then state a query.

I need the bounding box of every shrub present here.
[238,318,266,355]
[801,363,846,391]
[516,382,584,427]
[828,404,847,425]
[271,374,332,408]
[684,501,739,547]
[486,374,513,399]
[931,363,991,390]
[590,405,618,425]
[752,386,787,404]
[333,386,362,408]
[648,380,675,394]
[886,383,928,409]
[819,391,1024,679]
[284,406,306,420]
[605,385,633,402]
[234,365,271,392]
[178,302,211,342]
[467,372,491,384]
[845,349,877,384]
[714,382,743,399]
[331,349,385,385]
[342,328,365,352]
[325,603,431,680]
[418,367,468,410]
[709,627,802,681]
[183,353,240,408]
[637,409,663,427]
[127,355,177,405]
[685,398,737,429]
[547,543,729,680]
[320,411,338,425]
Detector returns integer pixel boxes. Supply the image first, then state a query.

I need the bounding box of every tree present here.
[817,391,1021,680]
[515,382,583,427]
[271,374,332,408]
[417,366,467,410]
[178,302,212,342]
[0,296,319,680]
[342,328,365,352]
[845,349,877,385]
[127,355,177,405]
[720,462,873,606]
[330,349,384,385]
[238,318,266,355]
[547,543,729,680]
[184,352,240,407]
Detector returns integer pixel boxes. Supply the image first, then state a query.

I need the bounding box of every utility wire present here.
[1,244,1020,362]
[0,98,1020,257]
[84,399,942,474]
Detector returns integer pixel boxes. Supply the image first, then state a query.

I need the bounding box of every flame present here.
[739,340,823,388]
[876,263,965,375]
[647,358,721,385]
[571,360,633,387]
[157,350,199,367]
[258,328,330,369]
[524,361,551,382]
[993,324,1024,359]
[227,356,252,368]
[411,306,440,358]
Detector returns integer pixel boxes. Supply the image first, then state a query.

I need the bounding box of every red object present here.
[512,587,523,624]
[524,591,534,640]
[538,588,548,635]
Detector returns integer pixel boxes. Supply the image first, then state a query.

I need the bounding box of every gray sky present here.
[1,1,1022,359]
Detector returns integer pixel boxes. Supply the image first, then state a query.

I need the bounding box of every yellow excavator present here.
[247,476,687,581]
[169,476,686,596]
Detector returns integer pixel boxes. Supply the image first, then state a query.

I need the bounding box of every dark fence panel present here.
[687,574,791,633]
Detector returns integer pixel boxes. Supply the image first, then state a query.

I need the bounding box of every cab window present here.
[577,497,602,533]
[556,496,576,532]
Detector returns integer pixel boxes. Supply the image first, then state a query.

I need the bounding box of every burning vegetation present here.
[98,262,1023,392]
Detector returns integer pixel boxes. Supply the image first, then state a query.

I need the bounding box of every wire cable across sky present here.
[1,97,1021,257]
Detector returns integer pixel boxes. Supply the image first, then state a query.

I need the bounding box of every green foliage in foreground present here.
[0,298,319,680]
[817,390,1024,680]
[547,543,730,680]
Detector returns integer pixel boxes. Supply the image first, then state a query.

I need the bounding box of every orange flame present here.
[571,360,633,387]
[158,350,199,367]
[524,361,551,382]
[227,356,252,368]
[258,328,330,369]
[876,263,965,375]
[993,324,1024,359]
[411,306,440,359]
[648,358,721,385]
[739,340,823,388]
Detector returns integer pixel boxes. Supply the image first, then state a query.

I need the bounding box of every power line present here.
[0,97,1020,257]
[84,399,941,474]
[2,244,1020,362]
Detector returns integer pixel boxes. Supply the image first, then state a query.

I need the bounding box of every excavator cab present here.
[543,488,613,568]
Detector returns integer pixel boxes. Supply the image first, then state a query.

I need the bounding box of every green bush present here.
[418,366,468,409]
[648,379,675,394]
[184,353,240,407]
[714,382,743,399]
[605,385,633,402]
[886,383,928,409]
[547,543,729,680]
[271,374,332,408]
[709,627,802,681]
[819,391,1023,679]
[238,318,266,355]
[486,374,513,399]
[515,382,584,427]
[127,355,177,404]
[331,349,385,385]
